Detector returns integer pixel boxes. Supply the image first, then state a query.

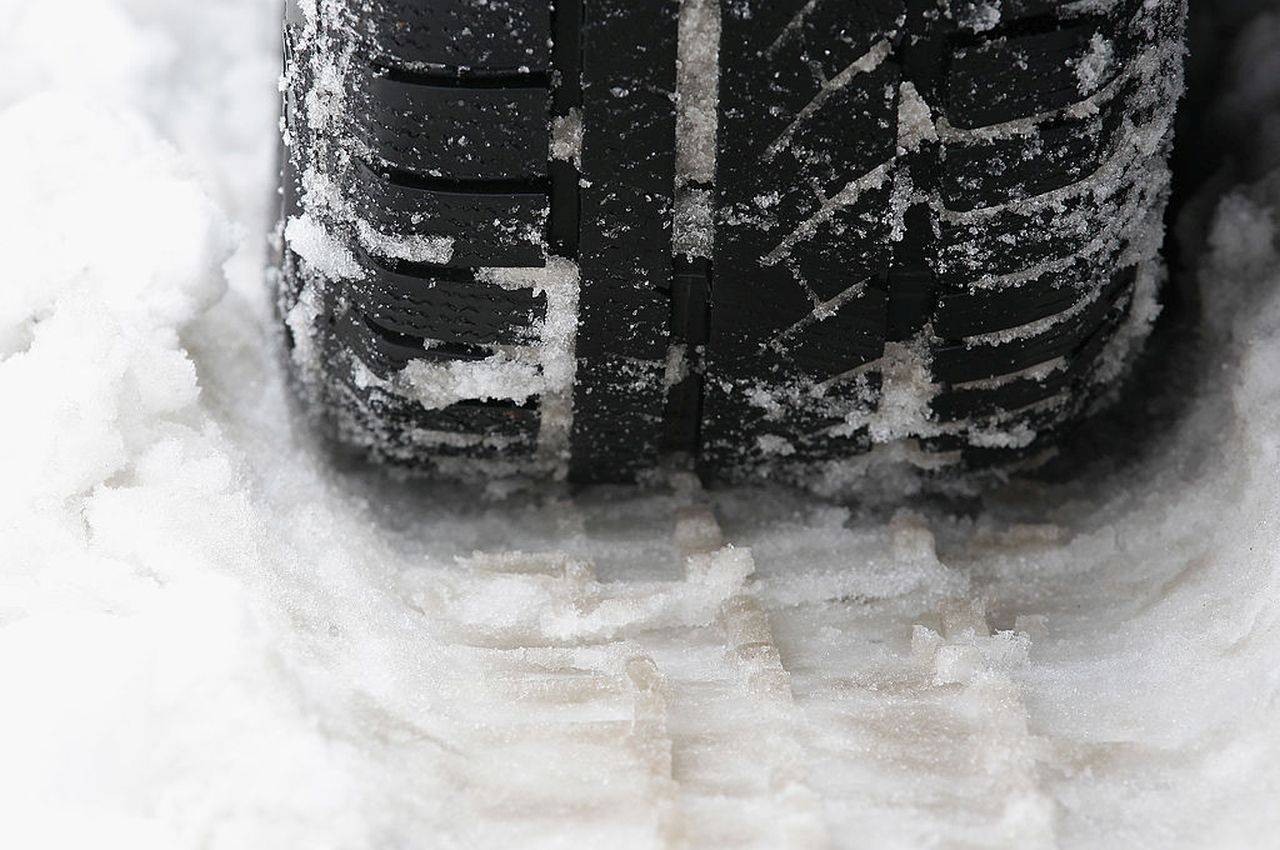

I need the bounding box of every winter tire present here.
[275,0,1186,486]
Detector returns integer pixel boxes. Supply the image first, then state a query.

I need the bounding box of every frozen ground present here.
[2,0,1280,847]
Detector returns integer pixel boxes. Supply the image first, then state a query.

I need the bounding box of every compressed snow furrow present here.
[737,514,1058,846]
[643,495,829,848]
[394,490,834,846]
[401,552,682,844]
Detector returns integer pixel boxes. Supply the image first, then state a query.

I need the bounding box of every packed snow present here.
[2,0,1280,848]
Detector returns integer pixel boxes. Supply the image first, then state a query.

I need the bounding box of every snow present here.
[673,0,720,259]
[2,0,1280,848]
[550,108,583,168]
[1075,33,1115,96]
[355,220,454,265]
[396,353,543,409]
[477,259,581,468]
[287,213,364,280]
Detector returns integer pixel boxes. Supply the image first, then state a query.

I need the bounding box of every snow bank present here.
[1,0,1279,847]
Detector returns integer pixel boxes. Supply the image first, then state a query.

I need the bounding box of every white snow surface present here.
[2,1,1280,848]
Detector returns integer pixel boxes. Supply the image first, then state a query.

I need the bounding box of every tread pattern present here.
[701,0,1184,480]
[279,0,564,476]
[279,0,1185,484]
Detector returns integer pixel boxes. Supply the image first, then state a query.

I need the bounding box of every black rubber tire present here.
[276,0,1186,486]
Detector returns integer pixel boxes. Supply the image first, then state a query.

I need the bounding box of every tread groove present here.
[375,65,552,89]
[359,159,549,196]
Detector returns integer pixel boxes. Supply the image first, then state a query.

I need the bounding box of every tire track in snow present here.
[749,513,1058,848]
[399,478,829,847]
[660,478,829,848]
[400,486,1055,847]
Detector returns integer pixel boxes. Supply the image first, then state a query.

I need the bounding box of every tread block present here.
[930,292,1128,422]
[936,164,1150,284]
[929,264,1134,383]
[707,265,813,364]
[335,309,492,379]
[352,160,547,268]
[931,369,1070,423]
[782,286,889,375]
[704,0,903,477]
[701,376,878,474]
[354,73,549,181]
[755,0,904,119]
[341,374,541,452]
[945,22,1114,128]
[352,0,552,73]
[570,356,667,482]
[709,277,887,378]
[411,398,541,440]
[933,254,1110,339]
[775,62,901,198]
[576,0,677,356]
[938,94,1127,212]
[569,0,679,481]
[347,252,546,347]
[789,181,897,301]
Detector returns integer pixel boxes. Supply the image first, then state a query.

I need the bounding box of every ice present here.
[675,0,720,187]
[3,0,1280,847]
[671,186,715,258]
[477,259,581,468]
[956,1,1003,33]
[863,340,940,444]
